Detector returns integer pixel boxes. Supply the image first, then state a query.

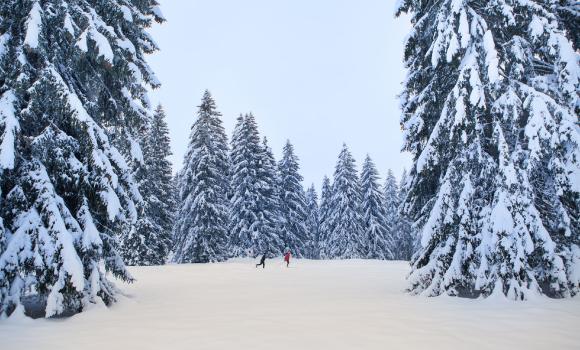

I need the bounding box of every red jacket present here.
[284,252,291,262]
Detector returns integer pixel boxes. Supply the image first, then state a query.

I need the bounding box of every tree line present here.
[163,91,414,264]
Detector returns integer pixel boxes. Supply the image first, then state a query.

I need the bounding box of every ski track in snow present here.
[1,259,579,350]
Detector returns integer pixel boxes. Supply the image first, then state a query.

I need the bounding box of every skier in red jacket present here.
[284,251,291,267]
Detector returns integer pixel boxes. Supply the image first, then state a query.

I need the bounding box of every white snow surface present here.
[120,5,133,22]
[23,1,42,49]
[63,13,74,36]
[90,27,114,62]
[1,259,579,350]
[0,90,19,170]
[0,33,10,60]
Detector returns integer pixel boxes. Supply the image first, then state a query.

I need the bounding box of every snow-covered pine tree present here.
[383,169,399,238]
[166,172,180,263]
[145,105,176,259]
[397,0,579,299]
[323,144,365,259]
[383,168,413,260]
[257,136,285,256]
[172,91,230,263]
[120,105,174,265]
[318,176,332,259]
[360,156,392,260]
[278,140,309,258]
[0,0,164,317]
[393,169,415,261]
[229,114,284,258]
[171,173,181,208]
[305,184,320,259]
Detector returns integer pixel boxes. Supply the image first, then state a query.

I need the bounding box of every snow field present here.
[1,259,579,350]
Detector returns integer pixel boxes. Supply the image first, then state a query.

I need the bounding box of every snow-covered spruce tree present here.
[120,105,174,265]
[323,144,365,259]
[143,105,175,260]
[257,136,285,255]
[397,0,579,299]
[229,114,284,258]
[171,173,181,208]
[317,176,332,258]
[361,156,393,260]
[172,92,230,263]
[383,169,399,233]
[383,168,414,260]
[305,184,320,259]
[393,169,415,261]
[278,140,310,257]
[0,0,164,317]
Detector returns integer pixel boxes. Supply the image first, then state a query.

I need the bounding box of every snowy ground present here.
[1,259,579,350]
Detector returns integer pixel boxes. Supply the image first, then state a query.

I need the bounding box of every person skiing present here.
[283,251,291,268]
[256,253,267,269]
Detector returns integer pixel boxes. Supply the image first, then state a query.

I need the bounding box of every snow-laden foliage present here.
[383,170,399,234]
[360,156,393,260]
[390,169,415,261]
[172,92,230,263]
[278,141,310,258]
[397,0,579,299]
[553,0,579,50]
[318,176,332,257]
[121,105,174,265]
[305,184,320,259]
[256,136,286,256]
[0,0,163,317]
[229,114,284,258]
[322,144,365,259]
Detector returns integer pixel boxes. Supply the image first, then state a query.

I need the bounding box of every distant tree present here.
[383,170,399,235]
[172,92,230,263]
[318,176,332,258]
[305,184,320,259]
[393,169,414,261]
[256,136,285,256]
[121,105,175,265]
[360,156,392,259]
[229,114,284,257]
[323,144,364,259]
[278,141,309,257]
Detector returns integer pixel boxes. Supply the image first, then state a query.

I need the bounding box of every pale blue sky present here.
[148,0,412,189]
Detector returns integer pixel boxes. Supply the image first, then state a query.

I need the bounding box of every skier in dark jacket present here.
[256,253,267,268]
